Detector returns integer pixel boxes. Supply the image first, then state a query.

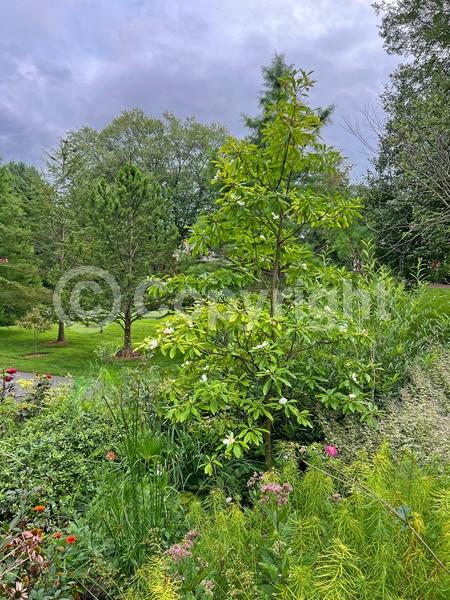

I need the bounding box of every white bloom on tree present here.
[351,372,358,383]
[148,339,158,350]
[237,200,245,206]
[253,341,268,350]
[348,393,357,399]
[279,397,288,405]
[163,327,175,335]
[272,212,279,220]
[201,373,208,383]
[223,433,235,446]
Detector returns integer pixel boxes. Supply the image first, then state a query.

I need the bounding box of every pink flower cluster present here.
[325,444,338,458]
[260,482,293,506]
[167,529,199,562]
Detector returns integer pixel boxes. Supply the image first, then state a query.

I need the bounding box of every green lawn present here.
[419,286,450,316]
[0,319,167,377]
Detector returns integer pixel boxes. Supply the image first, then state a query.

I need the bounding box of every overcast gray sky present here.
[0,0,397,179]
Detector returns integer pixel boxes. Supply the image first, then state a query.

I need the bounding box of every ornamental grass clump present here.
[126,447,450,599]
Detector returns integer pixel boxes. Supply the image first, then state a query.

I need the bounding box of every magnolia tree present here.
[143,70,377,469]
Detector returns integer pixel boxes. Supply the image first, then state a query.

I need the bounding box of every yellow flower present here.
[17,379,34,390]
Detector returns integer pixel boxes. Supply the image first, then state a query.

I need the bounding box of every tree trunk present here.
[123,308,132,353]
[56,320,65,343]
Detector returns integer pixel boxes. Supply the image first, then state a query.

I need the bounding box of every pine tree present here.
[91,164,178,355]
[244,53,333,143]
[0,165,45,325]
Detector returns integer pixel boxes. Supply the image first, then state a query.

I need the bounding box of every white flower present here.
[223,433,235,446]
[324,305,332,313]
[301,263,308,270]
[272,212,279,220]
[253,341,268,350]
[226,496,232,503]
[279,397,288,405]
[182,360,191,367]
[348,393,357,400]
[148,339,158,350]
[259,234,266,240]
[351,372,358,383]
[201,373,208,383]
[237,200,245,206]
[163,327,174,335]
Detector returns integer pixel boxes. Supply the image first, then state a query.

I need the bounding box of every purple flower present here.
[260,481,293,506]
[166,529,200,562]
[247,471,263,488]
[185,529,199,546]
[325,445,338,458]
[167,543,192,562]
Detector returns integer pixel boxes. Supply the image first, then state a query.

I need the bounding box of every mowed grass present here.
[0,319,168,377]
[419,286,450,317]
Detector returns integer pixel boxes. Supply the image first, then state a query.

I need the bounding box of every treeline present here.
[0,111,227,350]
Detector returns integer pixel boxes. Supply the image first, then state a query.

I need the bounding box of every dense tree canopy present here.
[66,110,228,234]
[368,0,450,278]
[0,164,45,325]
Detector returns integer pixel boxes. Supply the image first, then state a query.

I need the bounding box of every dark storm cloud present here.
[0,0,397,177]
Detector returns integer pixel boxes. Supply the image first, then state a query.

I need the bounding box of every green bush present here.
[0,383,114,524]
[126,447,450,599]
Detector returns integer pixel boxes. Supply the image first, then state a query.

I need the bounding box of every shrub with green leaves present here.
[0,383,114,524]
[126,446,450,599]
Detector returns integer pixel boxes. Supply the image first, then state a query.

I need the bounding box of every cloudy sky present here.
[0,0,397,179]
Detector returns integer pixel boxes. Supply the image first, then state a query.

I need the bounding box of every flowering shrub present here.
[142,70,377,469]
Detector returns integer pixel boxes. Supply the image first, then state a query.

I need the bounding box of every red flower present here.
[66,535,77,544]
[44,373,52,380]
[5,368,17,375]
[3,375,13,382]
[33,505,46,512]
[53,532,63,539]
[105,450,117,461]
